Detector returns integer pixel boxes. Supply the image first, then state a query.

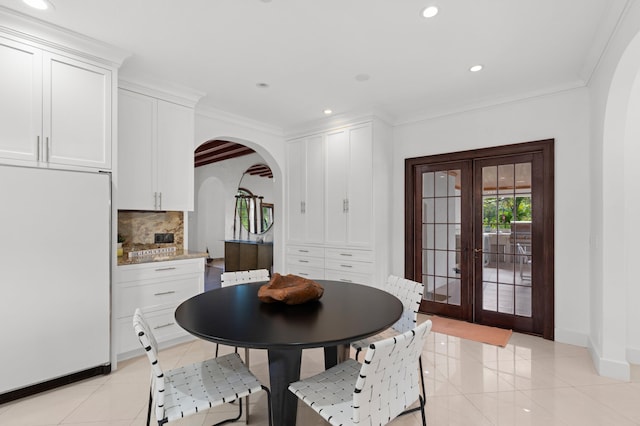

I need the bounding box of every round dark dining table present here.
[174,279,403,426]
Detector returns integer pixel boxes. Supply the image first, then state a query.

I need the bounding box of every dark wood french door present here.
[405,140,554,339]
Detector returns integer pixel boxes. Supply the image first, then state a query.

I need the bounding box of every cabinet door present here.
[287,135,325,244]
[325,129,349,245]
[305,134,325,243]
[346,124,373,247]
[157,100,194,211]
[117,89,156,210]
[44,53,112,169]
[286,138,306,243]
[0,37,42,164]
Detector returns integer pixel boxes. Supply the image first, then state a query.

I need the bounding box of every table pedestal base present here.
[267,348,302,426]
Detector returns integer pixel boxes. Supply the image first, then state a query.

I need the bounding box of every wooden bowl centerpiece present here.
[258,273,324,305]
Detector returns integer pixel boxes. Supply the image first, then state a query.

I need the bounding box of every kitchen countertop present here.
[117,248,207,266]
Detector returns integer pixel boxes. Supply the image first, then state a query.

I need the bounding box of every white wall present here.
[193,108,286,273]
[188,175,225,256]
[588,0,640,379]
[391,88,592,344]
[191,152,273,258]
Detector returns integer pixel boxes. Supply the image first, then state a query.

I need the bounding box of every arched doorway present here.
[596,12,640,379]
[191,139,277,290]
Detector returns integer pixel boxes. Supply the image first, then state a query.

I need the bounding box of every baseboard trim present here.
[554,327,589,347]
[588,336,631,381]
[0,364,111,405]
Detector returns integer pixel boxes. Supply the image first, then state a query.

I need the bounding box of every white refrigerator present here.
[0,164,111,397]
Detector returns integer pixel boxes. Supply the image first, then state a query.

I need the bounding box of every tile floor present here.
[1,314,639,425]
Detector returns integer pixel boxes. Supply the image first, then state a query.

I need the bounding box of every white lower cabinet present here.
[324,247,373,285]
[286,245,374,285]
[115,258,204,359]
[286,245,325,280]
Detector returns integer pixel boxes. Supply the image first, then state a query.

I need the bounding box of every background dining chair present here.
[133,308,272,426]
[217,268,271,357]
[517,243,532,280]
[220,268,270,288]
[350,275,426,397]
[289,319,432,426]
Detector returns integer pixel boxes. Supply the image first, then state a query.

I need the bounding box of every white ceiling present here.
[0,0,630,131]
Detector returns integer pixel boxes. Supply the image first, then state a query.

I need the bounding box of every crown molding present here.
[395,80,587,127]
[283,107,395,139]
[0,6,129,67]
[118,77,204,108]
[196,104,284,137]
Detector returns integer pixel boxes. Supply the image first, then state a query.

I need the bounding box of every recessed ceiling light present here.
[470,64,483,72]
[323,109,333,115]
[23,0,54,10]
[256,82,269,88]
[422,6,439,18]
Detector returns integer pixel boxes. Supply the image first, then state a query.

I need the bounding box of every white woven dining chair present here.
[133,308,272,426]
[350,275,426,396]
[218,269,270,423]
[289,319,432,426]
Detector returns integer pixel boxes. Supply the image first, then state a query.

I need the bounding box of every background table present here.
[175,280,403,426]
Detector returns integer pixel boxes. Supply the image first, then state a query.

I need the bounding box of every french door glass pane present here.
[422,170,461,305]
[481,163,532,317]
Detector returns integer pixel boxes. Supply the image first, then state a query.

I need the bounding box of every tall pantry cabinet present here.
[0,8,127,401]
[285,119,392,288]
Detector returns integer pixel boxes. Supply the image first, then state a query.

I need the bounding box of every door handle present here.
[474,248,483,253]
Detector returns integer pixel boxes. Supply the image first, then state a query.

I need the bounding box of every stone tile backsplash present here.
[117,210,184,249]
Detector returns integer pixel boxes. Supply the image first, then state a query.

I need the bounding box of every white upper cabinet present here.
[45,54,112,169]
[287,134,325,244]
[0,37,42,163]
[117,87,195,211]
[0,36,113,170]
[156,100,194,211]
[117,89,155,209]
[325,123,373,247]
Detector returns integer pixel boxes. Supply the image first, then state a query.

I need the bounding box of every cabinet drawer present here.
[325,248,373,262]
[117,308,189,356]
[324,269,373,286]
[116,275,200,319]
[287,254,324,269]
[286,245,324,258]
[286,263,325,280]
[117,258,203,283]
[325,258,373,275]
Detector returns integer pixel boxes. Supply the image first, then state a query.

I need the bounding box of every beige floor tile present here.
[61,381,148,423]
[484,357,573,390]
[530,355,623,387]
[1,325,633,426]
[0,382,100,426]
[575,382,640,424]
[522,387,638,426]
[426,394,494,425]
[465,390,569,426]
